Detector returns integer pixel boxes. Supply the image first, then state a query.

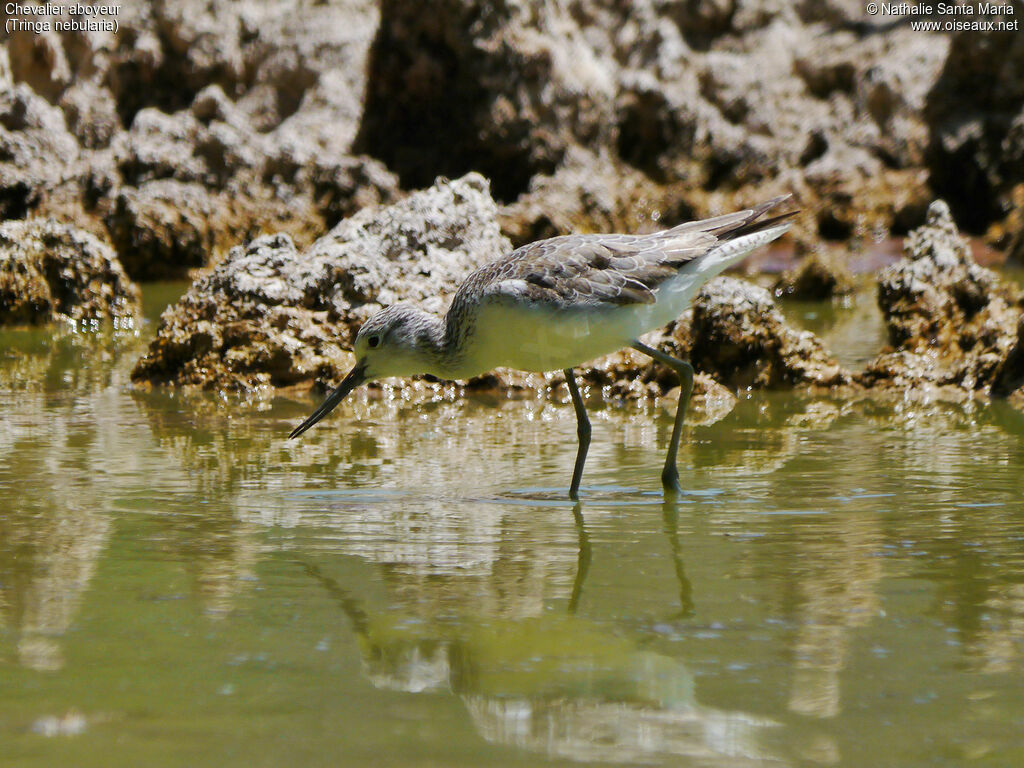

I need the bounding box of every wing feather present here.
[468,196,795,310]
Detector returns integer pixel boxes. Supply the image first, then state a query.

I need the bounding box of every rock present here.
[1,0,1017,277]
[925,23,1024,233]
[101,104,400,280]
[58,82,120,150]
[1009,225,1024,268]
[5,29,71,102]
[104,181,229,281]
[799,147,932,240]
[857,200,1022,395]
[997,183,1024,266]
[696,22,945,241]
[103,179,322,281]
[664,372,738,427]
[103,1,378,148]
[560,323,689,403]
[498,148,689,247]
[112,107,214,185]
[1,1,397,279]
[796,28,940,170]
[353,0,952,242]
[130,232,344,389]
[2,0,1021,281]
[0,84,83,221]
[0,219,140,326]
[355,0,618,202]
[289,152,400,230]
[131,171,842,407]
[991,315,1024,404]
[131,173,510,390]
[687,277,850,390]
[773,246,855,300]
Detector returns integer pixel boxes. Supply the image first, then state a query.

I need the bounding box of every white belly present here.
[466,303,638,373]
[461,266,709,375]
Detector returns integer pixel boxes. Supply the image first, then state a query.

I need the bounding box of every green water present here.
[2,285,1023,767]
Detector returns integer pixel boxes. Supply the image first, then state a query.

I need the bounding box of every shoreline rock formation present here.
[772,247,856,301]
[0,218,140,326]
[130,173,851,412]
[2,2,1023,412]
[1,0,399,280]
[131,174,511,390]
[687,277,850,390]
[858,200,1024,402]
[2,1,1022,282]
[128,178,1024,414]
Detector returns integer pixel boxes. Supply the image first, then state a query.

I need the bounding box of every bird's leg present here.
[631,341,694,495]
[563,368,591,500]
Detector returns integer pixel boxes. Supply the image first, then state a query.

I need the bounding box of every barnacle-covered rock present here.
[688,277,850,390]
[0,219,139,326]
[131,173,510,390]
[857,200,1023,397]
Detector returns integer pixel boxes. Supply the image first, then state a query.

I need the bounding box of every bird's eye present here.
[367,335,381,349]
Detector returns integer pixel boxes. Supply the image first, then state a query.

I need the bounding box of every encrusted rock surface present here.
[497,148,686,248]
[355,0,945,239]
[2,0,1021,279]
[925,23,1024,238]
[1,0,399,279]
[565,272,853,400]
[0,219,140,326]
[991,315,1024,406]
[99,97,400,279]
[131,174,510,389]
[131,172,845,407]
[857,200,1023,398]
[773,247,856,300]
[687,277,850,390]
[1001,184,1024,267]
[0,84,90,227]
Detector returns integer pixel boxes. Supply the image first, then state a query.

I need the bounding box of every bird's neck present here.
[425,304,477,380]
[408,310,467,379]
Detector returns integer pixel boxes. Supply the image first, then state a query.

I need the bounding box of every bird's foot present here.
[661,469,683,496]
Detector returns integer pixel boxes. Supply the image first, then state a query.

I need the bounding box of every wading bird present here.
[290,196,796,499]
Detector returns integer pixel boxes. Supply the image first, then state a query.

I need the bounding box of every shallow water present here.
[2,285,1023,767]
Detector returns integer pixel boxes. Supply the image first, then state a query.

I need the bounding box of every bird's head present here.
[289,303,441,439]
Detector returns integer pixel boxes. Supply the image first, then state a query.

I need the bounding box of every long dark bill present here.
[288,362,367,439]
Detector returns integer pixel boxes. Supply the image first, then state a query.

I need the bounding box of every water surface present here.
[1,285,1023,767]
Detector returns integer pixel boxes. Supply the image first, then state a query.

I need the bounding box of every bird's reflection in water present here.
[299,499,787,766]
